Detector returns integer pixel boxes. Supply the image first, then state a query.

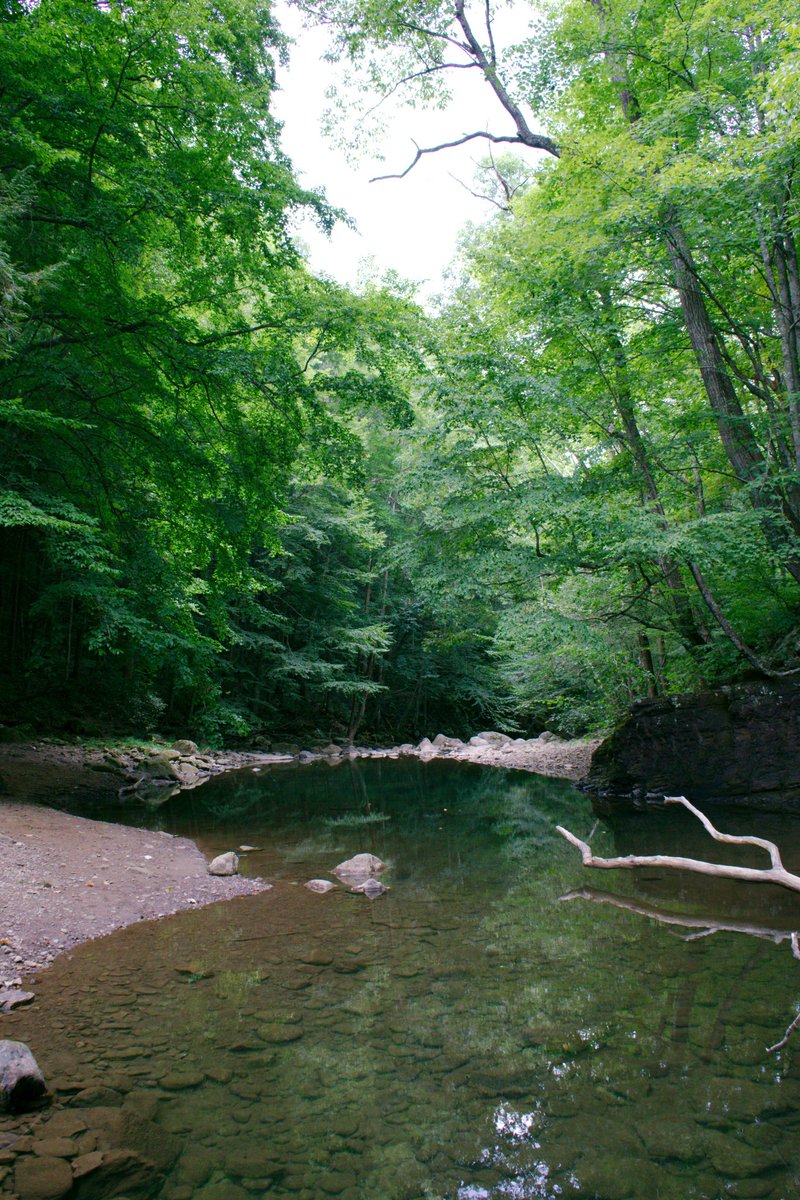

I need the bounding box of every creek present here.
[7,758,800,1199]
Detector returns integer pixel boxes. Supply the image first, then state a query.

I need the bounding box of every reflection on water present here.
[5,759,800,1199]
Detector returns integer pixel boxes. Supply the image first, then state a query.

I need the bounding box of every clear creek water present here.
[6,758,800,1199]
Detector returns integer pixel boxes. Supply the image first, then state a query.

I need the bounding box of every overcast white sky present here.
[271,2,535,299]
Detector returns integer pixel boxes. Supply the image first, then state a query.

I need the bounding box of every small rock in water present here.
[0,1040,47,1112]
[350,878,389,899]
[333,853,385,880]
[238,845,259,852]
[208,851,239,876]
[305,879,337,894]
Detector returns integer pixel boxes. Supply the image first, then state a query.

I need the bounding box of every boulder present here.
[585,680,800,810]
[0,1039,47,1112]
[171,739,198,755]
[476,730,512,745]
[304,879,336,894]
[139,754,179,782]
[432,734,462,751]
[207,852,239,876]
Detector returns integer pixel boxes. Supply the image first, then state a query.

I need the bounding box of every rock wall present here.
[584,680,800,811]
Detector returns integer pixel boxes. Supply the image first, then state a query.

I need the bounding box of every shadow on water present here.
[6,759,800,1199]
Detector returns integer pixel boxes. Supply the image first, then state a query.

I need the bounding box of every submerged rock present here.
[0,1039,47,1112]
[207,852,239,877]
[350,878,389,899]
[14,1154,72,1199]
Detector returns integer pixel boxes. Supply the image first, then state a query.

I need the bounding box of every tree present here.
[0,0,419,736]
[295,0,800,707]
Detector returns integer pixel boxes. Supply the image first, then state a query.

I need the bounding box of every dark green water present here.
[7,759,800,1199]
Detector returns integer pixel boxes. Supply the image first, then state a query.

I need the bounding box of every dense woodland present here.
[1,0,799,744]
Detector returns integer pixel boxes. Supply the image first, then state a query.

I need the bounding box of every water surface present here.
[7,759,800,1199]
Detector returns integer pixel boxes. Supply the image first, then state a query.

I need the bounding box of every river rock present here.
[207,852,239,876]
[140,754,180,781]
[432,734,462,751]
[0,1040,47,1112]
[476,730,512,745]
[70,1148,158,1199]
[171,740,198,754]
[14,1155,73,1200]
[350,878,389,899]
[0,989,35,1012]
[333,853,386,890]
[304,879,336,894]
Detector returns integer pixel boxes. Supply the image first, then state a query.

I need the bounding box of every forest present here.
[1,0,799,746]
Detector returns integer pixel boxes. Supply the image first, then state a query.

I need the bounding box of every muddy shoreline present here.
[0,735,598,982]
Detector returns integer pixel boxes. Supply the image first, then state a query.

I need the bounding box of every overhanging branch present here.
[370,130,555,182]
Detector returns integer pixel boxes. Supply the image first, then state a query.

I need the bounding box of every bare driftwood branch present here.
[558,825,800,1055]
[556,795,800,894]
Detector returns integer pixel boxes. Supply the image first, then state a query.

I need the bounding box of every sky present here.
[271,2,537,299]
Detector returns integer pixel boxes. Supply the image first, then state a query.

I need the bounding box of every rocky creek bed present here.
[2,758,799,1200]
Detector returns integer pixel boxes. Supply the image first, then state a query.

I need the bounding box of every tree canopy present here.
[1,0,798,743]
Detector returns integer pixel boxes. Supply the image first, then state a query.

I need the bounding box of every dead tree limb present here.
[556,796,800,895]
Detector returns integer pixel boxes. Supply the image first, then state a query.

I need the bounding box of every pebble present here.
[14,1153,73,1199]
[159,1072,205,1091]
[31,1138,78,1159]
[258,1025,303,1044]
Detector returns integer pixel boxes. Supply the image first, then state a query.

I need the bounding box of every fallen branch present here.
[558,823,800,1054]
[556,795,800,895]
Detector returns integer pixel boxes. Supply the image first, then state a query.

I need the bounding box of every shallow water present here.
[7,759,800,1199]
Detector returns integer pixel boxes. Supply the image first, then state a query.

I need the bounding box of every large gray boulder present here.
[0,1039,47,1112]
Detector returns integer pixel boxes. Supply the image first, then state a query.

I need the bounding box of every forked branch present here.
[556,795,800,894]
